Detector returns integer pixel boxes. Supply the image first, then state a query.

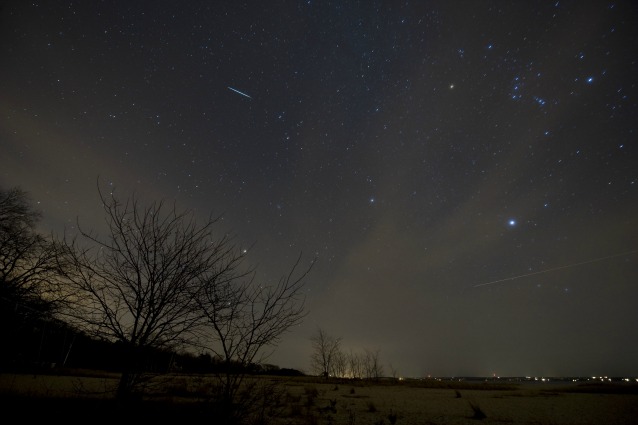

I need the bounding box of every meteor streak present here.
[227,86,252,99]
[473,249,638,288]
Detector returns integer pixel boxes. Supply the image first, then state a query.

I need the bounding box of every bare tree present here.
[0,186,59,309]
[362,348,384,381]
[332,348,348,378]
[347,349,363,379]
[55,186,242,400]
[388,362,400,381]
[1,186,63,368]
[310,328,342,378]
[196,252,313,422]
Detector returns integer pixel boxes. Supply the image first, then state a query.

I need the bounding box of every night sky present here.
[1,1,637,378]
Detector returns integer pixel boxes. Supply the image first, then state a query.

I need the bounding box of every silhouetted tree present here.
[0,186,64,369]
[55,185,242,401]
[197,252,313,423]
[310,328,342,378]
[0,186,59,309]
[362,348,384,380]
[347,349,363,379]
[332,348,348,378]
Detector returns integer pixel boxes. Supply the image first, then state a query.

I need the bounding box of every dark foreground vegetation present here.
[1,290,305,377]
[3,369,638,425]
[0,370,508,424]
[0,368,308,424]
[1,183,312,424]
[1,392,212,422]
[1,292,307,424]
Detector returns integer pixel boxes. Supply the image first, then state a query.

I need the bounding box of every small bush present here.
[286,391,301,404]
[347,408,356,425]
[367,401,377,412]
[468,401,486,420]
[305,386,319,407]
[318,398,337,415]
[304,386,319,398]
[388,409,398,425]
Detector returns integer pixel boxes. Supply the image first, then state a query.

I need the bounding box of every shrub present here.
[468,401,487,420]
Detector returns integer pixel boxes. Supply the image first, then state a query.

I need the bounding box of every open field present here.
[1,372,637,424]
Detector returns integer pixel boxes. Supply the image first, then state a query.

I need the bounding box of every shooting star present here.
[473,249,638,288]
[227,86,252,99]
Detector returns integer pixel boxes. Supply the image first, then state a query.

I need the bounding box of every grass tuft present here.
[387,409,398,424]
[468,401,487,420]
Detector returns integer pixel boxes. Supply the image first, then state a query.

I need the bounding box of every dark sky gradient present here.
[1,1,637,378]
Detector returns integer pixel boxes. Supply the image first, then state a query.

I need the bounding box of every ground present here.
[1,372,637,424]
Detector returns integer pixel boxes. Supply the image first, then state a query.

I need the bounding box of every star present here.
[1,0,636,379]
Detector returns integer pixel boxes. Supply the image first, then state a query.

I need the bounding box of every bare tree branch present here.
[310,327,342,378]
[54,184,242,400]
[0,186,59,309]
[197,251,314,420]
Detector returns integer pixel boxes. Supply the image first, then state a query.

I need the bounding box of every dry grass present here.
[1,373,638,424]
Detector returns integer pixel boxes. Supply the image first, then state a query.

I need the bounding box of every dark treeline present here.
[1,184,310,390]
[1,182,314,425]
[1,295,304,377]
